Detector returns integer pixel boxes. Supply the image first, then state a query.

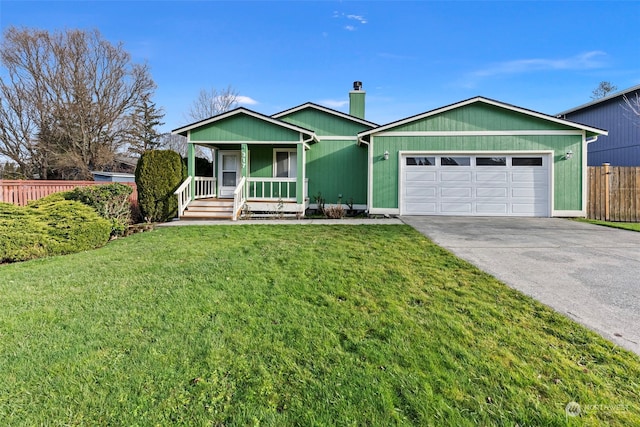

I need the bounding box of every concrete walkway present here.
[401,216,640,357]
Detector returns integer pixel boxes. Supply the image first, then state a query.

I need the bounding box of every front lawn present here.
[1,225,638,425]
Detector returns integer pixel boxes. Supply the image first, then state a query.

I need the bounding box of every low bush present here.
[0,200,111,263]
[324,204,345,219]
[66,184,133,237]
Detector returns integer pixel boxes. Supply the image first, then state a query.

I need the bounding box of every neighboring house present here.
[172,83,607,219]
[557,84,640,166]
[91,171,136,183]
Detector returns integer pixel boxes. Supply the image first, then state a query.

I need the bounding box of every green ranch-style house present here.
[172,82,607,220]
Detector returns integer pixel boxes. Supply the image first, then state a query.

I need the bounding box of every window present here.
[441,156,470,166]
[274,149,297,178]
[406,156,435,166]
[476,157,506,166]
[512,157,543,166]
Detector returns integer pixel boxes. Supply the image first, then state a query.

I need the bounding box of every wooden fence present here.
[0,180,138,206]
[587,165,640,222]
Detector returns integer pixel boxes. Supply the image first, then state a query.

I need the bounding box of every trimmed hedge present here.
[0,200,111,263]
[66,184,133,237]
[27,183,134,237]
[136,150,185,222]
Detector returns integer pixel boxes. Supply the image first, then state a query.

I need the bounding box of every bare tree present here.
[0,27,157,179]
[591,81,618,100]
[623,92,640,124]
[185,85,239,122]
[157,132,188,156]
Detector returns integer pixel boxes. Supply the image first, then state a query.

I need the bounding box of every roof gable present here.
[273,103,377,136]
[172,108,317,143]
[359,97,607,138]
[557,84,640,116]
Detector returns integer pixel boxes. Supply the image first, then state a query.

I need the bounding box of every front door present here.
[218,151,241,198]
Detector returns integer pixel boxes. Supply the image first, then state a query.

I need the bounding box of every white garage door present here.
[401,154,550,216]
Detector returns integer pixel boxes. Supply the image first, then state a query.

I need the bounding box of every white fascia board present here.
[556,83,640,116]
[272,102,378,127]
[473,98,607,136]
[397,149,555,155]
[173,108,319,142]
[359,97,608,138]
[358,98,483,137]
[189,140,307,146]
[317,136,359,141]
[375,130,584,137]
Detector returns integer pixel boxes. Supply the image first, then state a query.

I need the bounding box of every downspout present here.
[302,133,315,149]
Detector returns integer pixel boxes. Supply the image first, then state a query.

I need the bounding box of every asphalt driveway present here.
[401,216,640,357]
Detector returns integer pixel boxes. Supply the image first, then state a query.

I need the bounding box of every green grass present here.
[574,218,640,232]
[1,225,639,426]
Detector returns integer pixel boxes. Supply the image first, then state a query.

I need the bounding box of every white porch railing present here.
[232,176,247,221]
[174,176,217,217]
[194,176,216,199]
[246,178,308,201]
[174,176,193,217]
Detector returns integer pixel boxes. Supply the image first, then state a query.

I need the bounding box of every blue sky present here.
[1,1,639,133]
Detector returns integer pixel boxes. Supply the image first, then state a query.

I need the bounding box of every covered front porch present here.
[172,108,317,220]
[175,170,310,220]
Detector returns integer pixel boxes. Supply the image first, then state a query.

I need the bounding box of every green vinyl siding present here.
[306,140,367,205]
[229,141,366,204]
[190,115,300,142]
[248,145,278,178]
[277,107,372,204]
[391,103,575,132]
[371,134,583,211]
[278,109,372,136]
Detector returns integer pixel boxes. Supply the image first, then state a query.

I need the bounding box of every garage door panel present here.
[512,171,547,183]
[405,170,437,182]
[476,171,508,183]
[441,187,472,198]
[405,202,437,214]
[401,154,549,217]
[476,203,508,214]
[406,186,437,198]
[512,187,547,199]
[512,203,547,215]
[477,187,508,198]
[441,171,472,182]
[441,203,472,213]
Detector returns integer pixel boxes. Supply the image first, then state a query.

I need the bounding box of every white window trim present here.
[273,148,297,178]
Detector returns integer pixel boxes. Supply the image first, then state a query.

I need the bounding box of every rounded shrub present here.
[0,200,111,263]
[66,183,133,237]
[135,150,186,222]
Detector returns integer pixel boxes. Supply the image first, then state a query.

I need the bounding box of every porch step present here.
[189,199,234,207]
[181,198,235,220]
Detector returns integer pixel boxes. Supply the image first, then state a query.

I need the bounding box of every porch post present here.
[296,143,304,204]
[187,142,196,198]
[241,143,248,178]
